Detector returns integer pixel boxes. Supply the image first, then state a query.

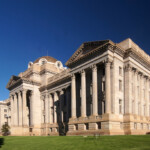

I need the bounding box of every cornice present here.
[7,77,41,90]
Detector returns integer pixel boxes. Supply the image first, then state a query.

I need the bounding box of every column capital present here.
[22,89,28,93]
[60,90,64,95]
[124,64,132,72]
[40,95,45,101]
[71,73,75,79]
[80,69,86,75]
[105,58,113,64]
[91,64,97,71]
[17,91,21,95]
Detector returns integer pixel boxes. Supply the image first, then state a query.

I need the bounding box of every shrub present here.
[1,123,10,136]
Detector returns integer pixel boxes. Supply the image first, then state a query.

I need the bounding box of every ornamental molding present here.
[6,76,41,90]
[65,40,115,67]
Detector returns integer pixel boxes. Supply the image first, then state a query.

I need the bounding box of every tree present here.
[1,123,10,136]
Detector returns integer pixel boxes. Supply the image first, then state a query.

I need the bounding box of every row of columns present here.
[71,60,111,118]
[10,89,32,127]
[125,65,150,117]
[42,88,70,124]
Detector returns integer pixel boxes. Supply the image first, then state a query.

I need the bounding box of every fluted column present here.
[81,70,86,117]
[71,74,76,118]
[49,94,53,124]
[22,89,27,126]
[10,95,14,126]
[54,92,58,123]
[105,60,111,113]
[92,65,98,116]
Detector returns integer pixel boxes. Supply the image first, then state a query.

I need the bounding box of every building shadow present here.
[0,138,4,148]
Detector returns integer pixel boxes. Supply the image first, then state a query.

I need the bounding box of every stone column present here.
[140,74,143,116]
[71,74,76,118]
[45,93,49,124]
[81,70,86,117]
[49,94,53,124]
[10,95,14,126]
[134,71,138,115]
[14,94,18,126]
[124,65,132,114]
[92,65,98,116]
[54,92,58,123]
[105,60,111,114]
[22,89,27,126]
[18,91,22,126]
[60,90,64,122]
[146,78,149,116]
[30,91,34,126]
[66,88,70,121]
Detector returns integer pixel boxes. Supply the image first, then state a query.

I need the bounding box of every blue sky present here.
[0,0,150,100]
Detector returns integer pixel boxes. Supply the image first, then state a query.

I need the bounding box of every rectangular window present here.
[119,67,122,76]
[138,102,140,115]
[134,123,137,129]
[143,105,146,116]
[4,109,7,112]
[132,100,135,114]
[137,86,140,99]
[119,80,122,91]
[119,99,122,114]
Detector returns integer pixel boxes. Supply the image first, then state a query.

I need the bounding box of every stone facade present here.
[1,38,150,136]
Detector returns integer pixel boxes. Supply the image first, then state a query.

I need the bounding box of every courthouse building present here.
[0,38,150,135]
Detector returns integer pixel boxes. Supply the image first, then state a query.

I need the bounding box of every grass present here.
[0,135,150,150]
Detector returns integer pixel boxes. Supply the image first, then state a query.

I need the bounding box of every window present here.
[49,128,52,132]
[134,123,137,129]
[141,123,143,129]
[97,122,101,129]
[132,100,135,114]
[85,123,89,130]
[138,102,140,115]
[41,60,46,65]
[4,114,7,118]
[4,109,7,112]
[119,67,122,76]
[120,122,123,129]
[75,124,78,130]
[119,80,122,91]
[143,89,145,99]
[119,99,122,114]
[137,86,140,99]
[143,105,146,116]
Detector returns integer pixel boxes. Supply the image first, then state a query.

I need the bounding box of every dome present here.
[33,56,57,64]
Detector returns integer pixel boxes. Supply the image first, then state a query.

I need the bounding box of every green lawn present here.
[0,135,150,150]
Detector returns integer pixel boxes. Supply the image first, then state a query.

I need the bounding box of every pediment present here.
[6,75,21,89]
[65,40,110,67]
